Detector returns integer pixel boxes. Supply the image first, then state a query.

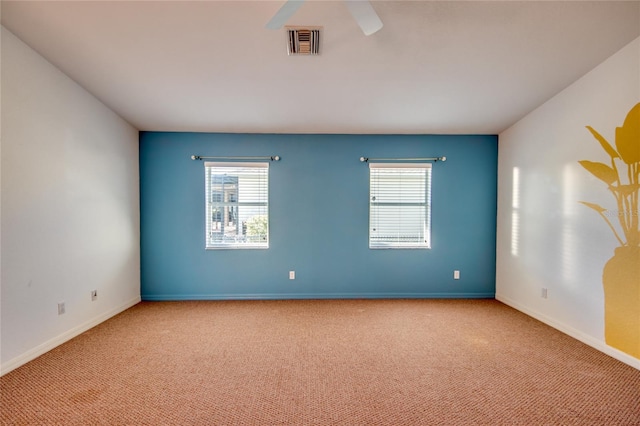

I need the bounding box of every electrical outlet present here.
[541,288,548,299]
[454,270,460,280]
[289,271,295,280]
[58,302,65,315]
[91,290,97,301]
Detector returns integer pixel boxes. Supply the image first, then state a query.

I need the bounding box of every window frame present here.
[204,162,269,250]
[368,162,432,250]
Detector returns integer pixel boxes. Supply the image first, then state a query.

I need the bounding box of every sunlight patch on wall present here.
[511,167,520,257]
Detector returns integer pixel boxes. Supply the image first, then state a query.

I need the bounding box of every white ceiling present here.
[2,1,639,134]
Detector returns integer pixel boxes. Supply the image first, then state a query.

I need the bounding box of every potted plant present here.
[579,103,639,358]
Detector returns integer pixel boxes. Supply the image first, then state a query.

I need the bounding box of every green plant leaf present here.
[579,201,607,213]
[578,160,618,185]
[586,126,619,159]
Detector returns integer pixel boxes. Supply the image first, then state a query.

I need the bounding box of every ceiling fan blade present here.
[344,0,383,36]
[266,0,306,30]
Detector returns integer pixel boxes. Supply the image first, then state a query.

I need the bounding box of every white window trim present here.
[205,162,269,250]
[368,162,432,250]
[368,163,432,169]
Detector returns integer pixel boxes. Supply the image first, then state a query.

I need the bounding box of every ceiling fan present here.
[266,0,383,36]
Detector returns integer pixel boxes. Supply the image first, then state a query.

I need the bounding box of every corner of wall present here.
[496,37,640,368]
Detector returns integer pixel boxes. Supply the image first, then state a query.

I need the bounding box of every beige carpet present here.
[1,299,639,425]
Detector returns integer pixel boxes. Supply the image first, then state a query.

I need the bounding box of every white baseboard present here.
[496,294,640,371]
[1,296,141,376]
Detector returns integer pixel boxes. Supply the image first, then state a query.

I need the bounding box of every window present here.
[369,163,432,249]
[205,162,269,249]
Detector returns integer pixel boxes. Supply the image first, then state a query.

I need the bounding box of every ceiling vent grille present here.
[286,27,320,55]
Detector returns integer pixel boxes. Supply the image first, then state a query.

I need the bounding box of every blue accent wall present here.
[140,133,498,300]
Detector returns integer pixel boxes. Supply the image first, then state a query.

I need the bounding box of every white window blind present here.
[369,163,432,249]
[205,162,269,249]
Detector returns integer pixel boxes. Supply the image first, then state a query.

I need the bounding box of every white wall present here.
[1,27,140,374]
[497,37,640,369]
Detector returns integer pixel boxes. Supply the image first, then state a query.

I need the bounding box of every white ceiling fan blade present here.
[266,0,306,30]
[344,0,383,36]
